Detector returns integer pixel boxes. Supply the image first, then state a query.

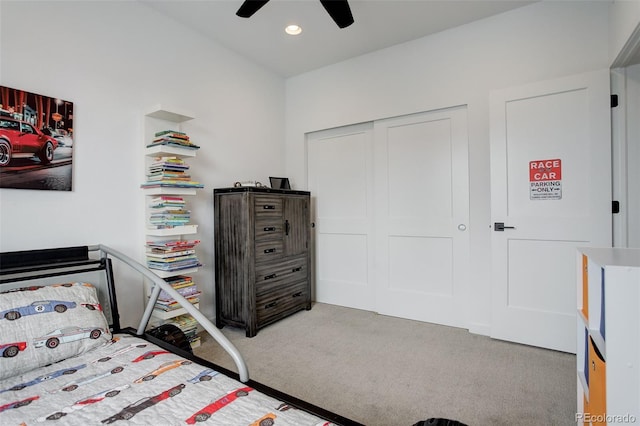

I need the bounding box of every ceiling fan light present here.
[285,24,302,35]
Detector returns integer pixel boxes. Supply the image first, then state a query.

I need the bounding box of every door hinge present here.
[611,94,619,108]
[612,200,620,214]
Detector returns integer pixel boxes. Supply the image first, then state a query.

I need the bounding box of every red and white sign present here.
[529,158,562,200]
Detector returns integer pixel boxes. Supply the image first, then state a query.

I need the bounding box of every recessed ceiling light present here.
[285,24,302,35]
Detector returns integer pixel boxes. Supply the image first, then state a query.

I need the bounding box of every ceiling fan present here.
[236,0,354,29]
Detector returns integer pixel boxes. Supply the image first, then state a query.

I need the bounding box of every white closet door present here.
[373,107,470,328]
[307,123,376,310]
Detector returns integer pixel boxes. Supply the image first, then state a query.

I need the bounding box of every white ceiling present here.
[142,0,537,77]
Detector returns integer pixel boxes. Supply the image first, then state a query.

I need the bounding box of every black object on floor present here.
[147,323,193,354]
[413,419,468,426]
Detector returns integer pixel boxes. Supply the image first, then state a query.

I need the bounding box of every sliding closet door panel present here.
[389,236,453,295]
[375,107,469,328]
[387,119,453,225]
[307,123,375,310]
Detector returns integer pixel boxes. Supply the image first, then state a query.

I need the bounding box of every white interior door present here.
[307,123,376,311]
[373,107,469,328]
[490,70,612,353]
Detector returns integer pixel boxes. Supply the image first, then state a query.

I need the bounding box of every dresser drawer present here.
[255,218,284,241]
[256,281,309,325]
[255,256,307,295]
[255,240,284,261]
[254,196,283,218]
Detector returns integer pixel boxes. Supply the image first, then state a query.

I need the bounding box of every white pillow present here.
[0,282,112,380]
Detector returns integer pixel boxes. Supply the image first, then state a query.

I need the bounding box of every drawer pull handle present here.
[264,248,276,254]
[265,301,278,309]
[263,205,275,210]
[264,273,277,280]
[292,292,303,298]
[263,226,276,232]
[292,267,302,272]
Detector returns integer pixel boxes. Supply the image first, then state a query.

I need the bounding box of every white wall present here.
[284,1,610,332]
[609,0,640,65]
[0,1,285,326]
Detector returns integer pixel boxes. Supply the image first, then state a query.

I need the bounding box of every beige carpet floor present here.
[194,302,576,426]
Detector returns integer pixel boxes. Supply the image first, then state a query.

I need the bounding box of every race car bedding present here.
[0,333,333,425]
[0,245,360,426]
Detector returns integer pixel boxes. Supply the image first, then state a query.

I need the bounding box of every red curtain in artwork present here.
[0,86,8,110]
[36,95,44,128]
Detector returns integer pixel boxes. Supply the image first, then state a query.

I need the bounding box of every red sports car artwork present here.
[0,116,58,166]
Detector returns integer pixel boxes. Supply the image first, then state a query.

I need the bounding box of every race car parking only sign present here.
[529,158,562,200]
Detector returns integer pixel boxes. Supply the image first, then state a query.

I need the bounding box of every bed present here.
[0,245,362,426]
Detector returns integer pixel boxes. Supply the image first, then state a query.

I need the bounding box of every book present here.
[149,157,190,169]
[147,260,202,272]
[147,141,200,150]
[148,197,186,209]
[147,172,192,180]
[147,249,195,258]
[141,182,204,189]
[169,314,198,330]
[164,275,194,287]
[167,314,201,347]
[149,196,185,203]
[153,134,190,142]
[149,206,187,212]
[146,240,201,249]
[147,166,190,173]
[154,130,187,137]
[149,131,200,150]
[148,253,198,263]
[157,289,201,305]
[153,294,201,311]
[149,211,191,218]
[142,157,202,190]
[147,139,200,150]
[145,239,201,268]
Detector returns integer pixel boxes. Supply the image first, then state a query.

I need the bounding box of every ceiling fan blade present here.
[319,0,354,28]
[236,0,270,18]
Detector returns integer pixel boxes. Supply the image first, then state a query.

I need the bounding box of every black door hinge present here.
[611,94,619,108]
[612,200,620,214]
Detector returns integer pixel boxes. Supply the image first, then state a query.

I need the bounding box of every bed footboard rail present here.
[91,244,249,382]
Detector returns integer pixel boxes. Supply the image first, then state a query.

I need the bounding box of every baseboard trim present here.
[468,322,491,336]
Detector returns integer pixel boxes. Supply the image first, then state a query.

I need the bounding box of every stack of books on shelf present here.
[140,157,204,189]
[148,196,191,229]
[154,275,201,312]
[167,314,201,348]
[146,240,202,273]
[147,130,200,150]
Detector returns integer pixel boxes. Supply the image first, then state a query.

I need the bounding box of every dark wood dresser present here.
[214,187,311,337]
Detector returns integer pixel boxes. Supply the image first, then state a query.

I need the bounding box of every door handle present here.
[494,222,515,231]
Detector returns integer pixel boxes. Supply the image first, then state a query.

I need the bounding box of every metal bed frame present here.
[0,244,249,381]
[0,244,363,426]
